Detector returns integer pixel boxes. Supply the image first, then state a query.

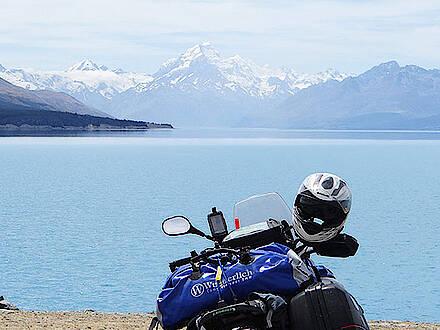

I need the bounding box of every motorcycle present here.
[150,192,369,330]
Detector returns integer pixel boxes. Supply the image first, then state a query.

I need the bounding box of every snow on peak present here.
[318,68,350,81]
[322,68,338,75]
[380,60,400,69]
[68,59,109,72]
[153,42,221,78]
[147,42,353,98]
[0,63,5,72]
[181,42,220,62]
[112,68,126,74]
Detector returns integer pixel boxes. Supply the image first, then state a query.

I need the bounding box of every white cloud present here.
[1,0,439,73]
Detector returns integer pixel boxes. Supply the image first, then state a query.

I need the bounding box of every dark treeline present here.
[0,108,165,128]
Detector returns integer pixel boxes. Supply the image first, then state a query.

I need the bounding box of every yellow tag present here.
[215,266,222,284]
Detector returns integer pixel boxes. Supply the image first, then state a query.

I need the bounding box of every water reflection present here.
[1,127,440,140]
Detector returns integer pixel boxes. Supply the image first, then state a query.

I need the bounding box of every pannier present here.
[288,278,370,330]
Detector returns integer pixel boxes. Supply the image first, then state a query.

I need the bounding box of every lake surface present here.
[1,128,439,322]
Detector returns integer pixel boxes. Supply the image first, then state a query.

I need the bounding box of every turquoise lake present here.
[1,128,439,322]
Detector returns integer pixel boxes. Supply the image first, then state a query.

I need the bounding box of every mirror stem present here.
[191,227,214,240]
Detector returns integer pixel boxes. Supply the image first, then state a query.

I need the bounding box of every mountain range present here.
[0,59,152,114]
[1,42,439,129]
[276,61,440,129]
[0,42,348,127]
[0,77,108,117]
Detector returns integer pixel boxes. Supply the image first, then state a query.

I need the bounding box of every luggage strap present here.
[190,293,288,330]
[149,316,160,330]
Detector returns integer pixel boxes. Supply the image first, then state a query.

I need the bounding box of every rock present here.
[84,309,95,312]
[0,296,19,310]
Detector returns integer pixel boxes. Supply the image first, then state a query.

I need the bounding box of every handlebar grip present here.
[169,256,192,272]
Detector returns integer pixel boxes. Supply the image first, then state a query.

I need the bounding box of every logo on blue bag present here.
[190,283,205,298]
[190,270,253,298]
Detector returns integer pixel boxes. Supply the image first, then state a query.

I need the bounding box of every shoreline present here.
[1,311,439,329]
[0,124,173,131]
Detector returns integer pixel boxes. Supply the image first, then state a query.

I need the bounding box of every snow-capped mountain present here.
[108,42,349,125]
[135,42,348,98]
[0,59,153,112]
[67,59,109,72]
[0,42,349,126]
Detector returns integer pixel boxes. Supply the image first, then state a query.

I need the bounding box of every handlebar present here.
[169,248,241,272]
[169,256,193,271]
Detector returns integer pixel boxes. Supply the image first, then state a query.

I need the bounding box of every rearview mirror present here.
[162,216,192,236]
[314,234,359,258]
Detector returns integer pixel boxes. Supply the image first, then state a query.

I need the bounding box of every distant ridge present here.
[0,77,110,117]
[276,61,440,129]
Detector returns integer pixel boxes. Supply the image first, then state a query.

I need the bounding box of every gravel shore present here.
[0,311,438,329]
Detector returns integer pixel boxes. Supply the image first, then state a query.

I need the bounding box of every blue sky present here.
[1,0,439,74]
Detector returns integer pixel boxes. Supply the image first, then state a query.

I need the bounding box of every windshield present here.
[233,192,292,229]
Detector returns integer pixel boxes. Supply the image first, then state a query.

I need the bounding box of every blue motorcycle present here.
[151,192,369,330]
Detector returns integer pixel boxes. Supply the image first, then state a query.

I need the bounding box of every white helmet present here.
[292,173,352,243]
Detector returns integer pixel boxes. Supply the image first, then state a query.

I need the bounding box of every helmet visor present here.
[295,194,348,227]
